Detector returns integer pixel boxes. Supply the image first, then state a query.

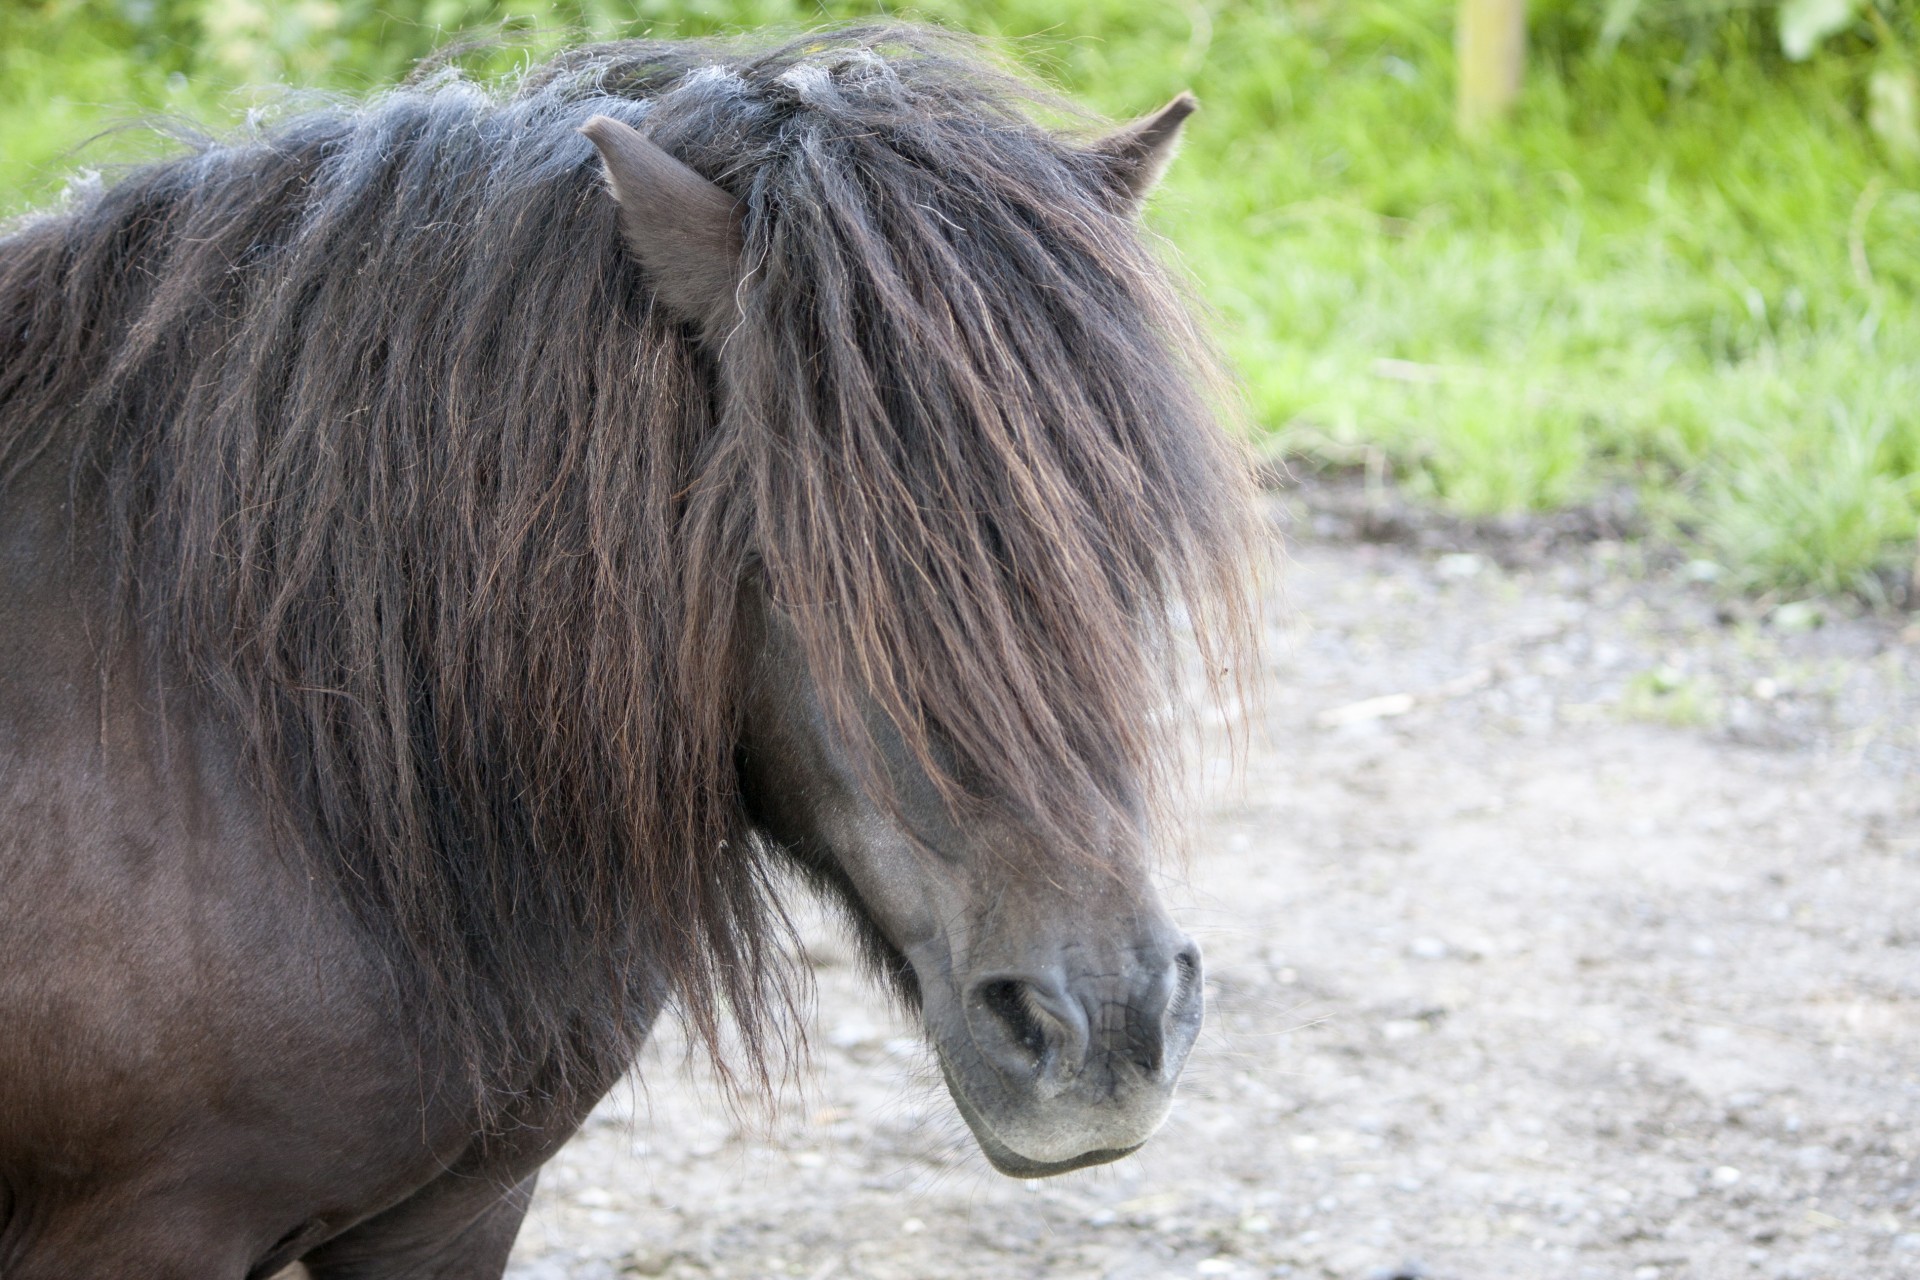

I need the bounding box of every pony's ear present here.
[581,114,744,335]
[1085,93,1197,212]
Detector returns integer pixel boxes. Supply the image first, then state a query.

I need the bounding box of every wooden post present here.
[1456,0,1526,135]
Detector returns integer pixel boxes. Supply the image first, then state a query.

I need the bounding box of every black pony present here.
[0,27,1253,1278]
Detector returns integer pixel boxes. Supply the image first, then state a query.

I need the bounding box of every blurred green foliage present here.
[2,0,1918,598]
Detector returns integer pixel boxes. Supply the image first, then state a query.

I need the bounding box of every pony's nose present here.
[965,938,1203,1091]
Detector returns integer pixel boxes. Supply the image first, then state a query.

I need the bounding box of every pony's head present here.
[733,586,1204,1175]
[0,26,1252,1173]
[578,37,1251,1174]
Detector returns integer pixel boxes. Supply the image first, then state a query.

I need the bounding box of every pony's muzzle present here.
[963,936,1203,1098]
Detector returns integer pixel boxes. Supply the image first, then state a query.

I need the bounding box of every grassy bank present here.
[3,1,1915,598]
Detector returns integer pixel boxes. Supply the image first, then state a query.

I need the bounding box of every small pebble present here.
[1436,552,1486,580]
[826,1019,879,1049]
[1769,600,1823,632]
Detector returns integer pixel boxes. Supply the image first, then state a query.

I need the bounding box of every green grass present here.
[3,1,1917,598]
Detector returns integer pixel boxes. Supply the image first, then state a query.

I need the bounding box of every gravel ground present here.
[501,485,1920,1280]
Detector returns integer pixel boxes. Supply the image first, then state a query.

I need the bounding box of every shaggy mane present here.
[0,26,1254,1126]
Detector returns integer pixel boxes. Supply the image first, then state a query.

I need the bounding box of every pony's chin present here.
[939,1057,1147,1179]
[978,1133,1145,1179]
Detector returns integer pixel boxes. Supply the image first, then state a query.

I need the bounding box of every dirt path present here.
[506,496,1920,1280]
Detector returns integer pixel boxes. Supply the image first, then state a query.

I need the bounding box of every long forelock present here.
[664,36,1255,854]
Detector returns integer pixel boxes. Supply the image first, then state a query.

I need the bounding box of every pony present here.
[0,26,1253,1278]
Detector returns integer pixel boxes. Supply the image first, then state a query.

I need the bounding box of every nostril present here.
[1128,942,1202,1076]
[967,973,1090,1085]
[1171,945,1202,1013]
[978,978,1048,1062]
